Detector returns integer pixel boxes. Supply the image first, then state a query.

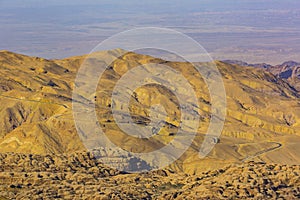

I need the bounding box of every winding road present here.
[241,142,283,162]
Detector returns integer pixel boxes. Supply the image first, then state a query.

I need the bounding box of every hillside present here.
[0,50,299,174]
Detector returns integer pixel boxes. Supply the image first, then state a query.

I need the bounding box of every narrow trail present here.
[241,142,283,162]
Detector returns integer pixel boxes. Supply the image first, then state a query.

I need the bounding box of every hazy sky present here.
[1,0,300,64]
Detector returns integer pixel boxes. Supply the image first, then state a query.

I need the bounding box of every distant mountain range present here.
[223,60,300,91]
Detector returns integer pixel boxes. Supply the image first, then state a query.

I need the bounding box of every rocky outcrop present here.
[0,153,299,199]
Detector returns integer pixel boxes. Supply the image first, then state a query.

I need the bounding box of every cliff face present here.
[0,50,300,174]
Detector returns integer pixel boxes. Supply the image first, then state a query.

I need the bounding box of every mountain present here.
[222,60,272,69]
[268,61,300,91]
[223,59,300,91]
[0,50,300,174]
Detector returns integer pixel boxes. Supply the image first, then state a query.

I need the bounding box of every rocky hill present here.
[0,50,299,175]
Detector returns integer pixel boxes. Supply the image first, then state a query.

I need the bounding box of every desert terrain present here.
[0,49,299,199]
